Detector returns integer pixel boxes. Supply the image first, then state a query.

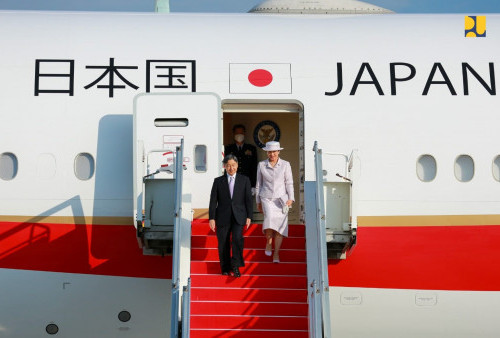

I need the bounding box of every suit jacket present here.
[224,143,258,187]
[255,158,294,204]
[209,174,253,226]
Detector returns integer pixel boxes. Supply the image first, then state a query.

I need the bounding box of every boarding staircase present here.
[133,94,359,337]
[189,219,309,337]
[133,111,353,337]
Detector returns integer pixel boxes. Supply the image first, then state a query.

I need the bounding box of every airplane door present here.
[133,93,222,222]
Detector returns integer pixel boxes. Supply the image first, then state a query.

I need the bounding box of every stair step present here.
[191,261,307,276]
[192,236,305,250]
[190,329,309,338]
[191,301,308,316]
[189,220,310,336]
[190,314,308,330]
[190,274,307,289]
[191,287,307,302]
[192,223,305,237]
[191,247,306,263]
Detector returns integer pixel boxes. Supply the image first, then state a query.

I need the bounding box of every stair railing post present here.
[313,141,332,338]
[309,280,323,338]
[181,277,191,338]
[171,139,184,338]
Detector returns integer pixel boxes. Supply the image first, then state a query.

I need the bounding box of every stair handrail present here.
[171,285,180,338]
[309,280,322,338]
[170,139,184,338]
[181,277,191,338]
[313,141,332,338]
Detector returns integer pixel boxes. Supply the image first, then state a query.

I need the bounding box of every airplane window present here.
[0,152,18,180]
[416,154,437,182]
[74,153,95,180]
[118,310,131,322]
[194,145,207,172]
[45,323,59,334]
[454,155,474,182]
[493,155,500,182]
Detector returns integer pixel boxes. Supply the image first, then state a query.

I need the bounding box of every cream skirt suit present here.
[255,158,294,236]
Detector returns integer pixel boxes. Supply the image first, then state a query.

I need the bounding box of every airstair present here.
[305,141,358,338]
[134,139,191,337]
[132,92,356,337]
[189,220,308,337]
[187,141,357,337]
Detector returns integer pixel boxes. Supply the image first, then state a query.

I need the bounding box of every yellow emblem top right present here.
[465,16,486,37]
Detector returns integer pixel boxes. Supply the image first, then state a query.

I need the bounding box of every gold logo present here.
[465,16,486,37]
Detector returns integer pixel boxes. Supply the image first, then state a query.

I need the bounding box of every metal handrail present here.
[170,286,180,338]
[313,141,332,338]
[181,278,191,338]
[170,139,184,338]
[309,280,322,338]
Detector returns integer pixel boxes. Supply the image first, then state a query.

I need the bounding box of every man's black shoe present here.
[232,267,241,277]
[221,271,230,276]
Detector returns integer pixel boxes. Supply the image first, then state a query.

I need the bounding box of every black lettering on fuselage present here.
[350,62,384,95]
[325,63,343,96]
[422,63,457,95]
[325,62,496,96]
[462,62,496,95]
[390,63,416,95]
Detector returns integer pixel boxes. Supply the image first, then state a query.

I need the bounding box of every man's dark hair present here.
[232,124,246,133]
[223,154,238,164]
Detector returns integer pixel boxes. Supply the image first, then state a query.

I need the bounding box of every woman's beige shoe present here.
[265,243,272,256]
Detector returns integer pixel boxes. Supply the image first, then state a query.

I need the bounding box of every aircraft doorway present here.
[222,101,304,224]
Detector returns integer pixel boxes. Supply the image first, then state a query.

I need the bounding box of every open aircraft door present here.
[133,93,221,254]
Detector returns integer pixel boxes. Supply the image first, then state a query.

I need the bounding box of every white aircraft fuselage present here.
[0,11,499,337]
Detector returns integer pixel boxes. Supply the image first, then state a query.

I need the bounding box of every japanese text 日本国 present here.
[34,58,196,97]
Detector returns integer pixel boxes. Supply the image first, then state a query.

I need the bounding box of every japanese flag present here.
[229,63,292,94]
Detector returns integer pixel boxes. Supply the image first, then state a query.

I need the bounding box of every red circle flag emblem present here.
[248,69,273,87]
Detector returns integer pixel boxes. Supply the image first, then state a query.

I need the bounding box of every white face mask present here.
[234,134,245,143]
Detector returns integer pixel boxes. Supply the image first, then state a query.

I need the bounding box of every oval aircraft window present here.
[74,153,95,180]
[454,155,474,182]
[493,155,500,182]
[0,152,18,180]
[416,155,437,182]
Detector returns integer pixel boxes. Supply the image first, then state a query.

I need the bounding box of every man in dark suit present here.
[209,154,252,277]
[224,124,258,188]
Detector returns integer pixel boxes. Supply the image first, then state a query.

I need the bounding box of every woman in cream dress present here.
[255,141,294,263]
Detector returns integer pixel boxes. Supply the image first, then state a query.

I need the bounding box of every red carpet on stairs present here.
[190,219,309,337]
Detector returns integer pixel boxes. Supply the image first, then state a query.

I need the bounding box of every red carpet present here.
[190,219,309,337]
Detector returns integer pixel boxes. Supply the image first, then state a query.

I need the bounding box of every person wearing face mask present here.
[224,124,258,188]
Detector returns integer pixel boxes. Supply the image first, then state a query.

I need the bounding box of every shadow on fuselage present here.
[89,114,171,278]
[0,115,171,279]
